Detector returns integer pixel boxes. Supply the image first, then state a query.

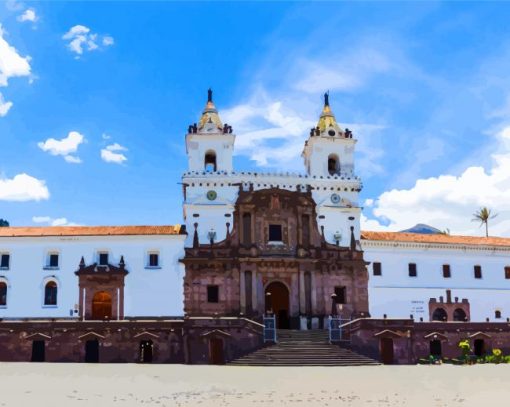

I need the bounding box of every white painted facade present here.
[182,92,361,248]
[363,240,510,322]
[0,234,185,319]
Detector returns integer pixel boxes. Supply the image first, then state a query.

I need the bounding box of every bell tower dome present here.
[185,89,235,173]
[302,92,356,178]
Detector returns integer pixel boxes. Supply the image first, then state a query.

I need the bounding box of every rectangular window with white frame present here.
[98,252,109,266]
[0,253,9,269]
[44,252,59,269]
[146,252,160,268]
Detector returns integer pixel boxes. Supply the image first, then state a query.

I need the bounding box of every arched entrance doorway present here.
[31,340,45,362]
[85,339,99,363]
[92,291,112,320]
[139,340,153,363]
[430,340,442,357]
[474,339,485,357]
[265,281,290,329]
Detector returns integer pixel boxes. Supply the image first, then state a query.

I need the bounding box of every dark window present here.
[268,224,282,242]
[408,263,417,277]
[99,253,108,266]
[207,285,219,303]
[44,281,57,306]
[432,308,447,321]
[334,286,346,304]
[149,253,159,267]
[474,265,482,279]
[0,254,9,269]
[242,213,252,246]
[505,267,510,279]
[49,254,59,268]
[442,264,451,278]
[328,154,339,175]
[495,310,502,319]
[373,262,382,276]
[0,282,6,306]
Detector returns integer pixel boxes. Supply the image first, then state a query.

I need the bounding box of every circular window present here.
[206,190,217,201]
[328,129,336,137]
[330,193,340,204]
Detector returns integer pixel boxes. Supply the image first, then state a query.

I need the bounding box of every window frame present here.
[408,263,417,277]
[0,280,8,308]
[0,253,10,270]
[268,224,283,243]
[146,251,161,269]
[207,285,219,303]
[442,264,451,278]
[43,280,58,307]
[505,266,510,280]
[373,262,382,276]
[98,252,109,266]
[474,265,483,279]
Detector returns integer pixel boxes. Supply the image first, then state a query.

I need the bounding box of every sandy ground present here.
[0,363,509,407]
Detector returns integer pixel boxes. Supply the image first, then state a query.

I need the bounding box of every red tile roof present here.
[361,231,510,247]
[0,225,185,237]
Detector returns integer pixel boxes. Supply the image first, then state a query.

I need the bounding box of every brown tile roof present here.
[361,231,510,247]
[0,225,185,237]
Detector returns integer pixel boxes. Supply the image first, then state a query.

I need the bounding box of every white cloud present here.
[37,131,85,163]
[0,24,32,87]
[17,8,38,23]
[0,173,49,201]
[62,25,114,57]
[101,142,127,164]
[102,36,114,47]
[362,126,510,237]
[32,216,80,226]
[0,93,13,116]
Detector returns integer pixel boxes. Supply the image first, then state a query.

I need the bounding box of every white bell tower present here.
[182,89,238,247]
[185,89,235,173]
[302,93,362,247]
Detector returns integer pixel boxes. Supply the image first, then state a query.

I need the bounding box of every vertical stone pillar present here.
[240,269,246,314]
[311,272,317,315]
[299,270,305,314]
[252,269,258,314]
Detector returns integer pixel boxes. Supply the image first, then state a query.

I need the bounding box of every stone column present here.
[252,269,258,314]
[240,270,246,314]
[299,270,305,314]
[311,272,317,315]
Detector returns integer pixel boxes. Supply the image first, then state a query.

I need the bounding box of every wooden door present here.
[380,338,394,364]
[209,337,225,365]
[92,291,112,320]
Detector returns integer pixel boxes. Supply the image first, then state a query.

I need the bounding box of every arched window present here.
[204,150,217,172]
[431,308,447,321]
[453,308,467,321]
[0,281,7,306]
[44,281,58,306]
[495,310,502,319]
[327,154,339,175]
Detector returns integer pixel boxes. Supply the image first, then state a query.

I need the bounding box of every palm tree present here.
[472,207,497,237]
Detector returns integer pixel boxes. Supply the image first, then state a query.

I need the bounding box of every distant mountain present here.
[400,224,442,234]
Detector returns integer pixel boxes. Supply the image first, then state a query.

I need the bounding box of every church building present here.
[1,90,510,365]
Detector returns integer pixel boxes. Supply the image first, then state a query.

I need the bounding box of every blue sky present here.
[1,1,510,236]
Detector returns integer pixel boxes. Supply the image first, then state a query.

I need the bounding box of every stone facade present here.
[182,187,369,329]
[428,289,470,322]
[0,317,263,364]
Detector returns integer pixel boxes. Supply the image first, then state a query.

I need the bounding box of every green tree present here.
[472,207,497,237]
[0,219,9,227]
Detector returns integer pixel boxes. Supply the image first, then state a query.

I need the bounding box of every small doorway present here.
[31,340,45,362]
[430,340,442,357]
[92,291,112,320]
[474,339,485,357]
[85,339,99,363]
[209,337,225,365]
[380,338,394,364]
[265,282,290,329]
[139,340,153,363]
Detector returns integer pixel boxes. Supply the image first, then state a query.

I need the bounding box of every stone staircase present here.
[228,330,380,366]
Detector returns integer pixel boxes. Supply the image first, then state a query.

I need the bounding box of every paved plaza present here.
[0,363,509,406]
